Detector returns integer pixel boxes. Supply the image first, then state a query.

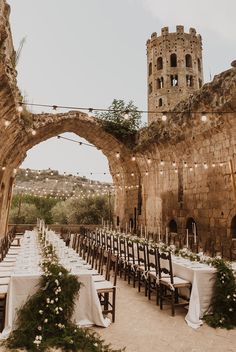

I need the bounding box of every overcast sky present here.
[7,0,236,182]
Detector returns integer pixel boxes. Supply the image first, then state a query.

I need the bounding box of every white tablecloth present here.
[0,230,110,339]
[171,256,216,328]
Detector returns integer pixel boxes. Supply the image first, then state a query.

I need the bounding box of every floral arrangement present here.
[5,231,123,351]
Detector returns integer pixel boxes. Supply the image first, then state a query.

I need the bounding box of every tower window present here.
[148,82,153,94]
[157,77,164,89]
[170,53,177,67]
[170,75,178,86]
[198,58,201,72]
[149,62,152,76]
[157,57,163,70]
[158,98,163,107]
[186,75,193,87]
[185,54,192,68]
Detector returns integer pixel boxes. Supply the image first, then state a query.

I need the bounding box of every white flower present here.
[58,272,62,276]
[227,295,231,299]
[46,298,50,303]
[55,297,58,302]
[55,279,59,286]
[39,310,43,315]
[38,326,42,331]
[44,318,48,323]
[59,307,63,311]
[50,299,54,304]
[229,308,233,312]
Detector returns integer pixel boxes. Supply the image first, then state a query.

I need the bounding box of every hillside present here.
[13,168,114,200]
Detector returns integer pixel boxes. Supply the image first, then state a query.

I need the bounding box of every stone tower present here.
[146,25,204,124]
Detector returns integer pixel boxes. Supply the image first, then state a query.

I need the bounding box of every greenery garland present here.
[5,232,124,351]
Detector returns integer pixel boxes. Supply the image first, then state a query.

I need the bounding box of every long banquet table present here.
[170,255,216,328]
[0,230,110,339]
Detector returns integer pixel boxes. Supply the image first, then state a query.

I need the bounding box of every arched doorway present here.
[168,219,177,233]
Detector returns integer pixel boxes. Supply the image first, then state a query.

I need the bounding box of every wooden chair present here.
[157,250,191,316]
[118,238,127,279]
[137,242,148,295]
[126,240,138,287]
[94,251,118,322]
[147,246,159,304]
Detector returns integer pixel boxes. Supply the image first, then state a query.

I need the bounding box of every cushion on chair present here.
[160,276,191,287]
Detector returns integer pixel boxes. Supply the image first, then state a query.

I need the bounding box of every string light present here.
[1,166,6,171]
[160,160,164,166]
[31,129,36,136]
[172,161,176,167]
[17,103,23,113]
[123,110,130,120]
[131,155,136,161]
[145,171,149,176]
[116,152,120,159]
[4,120,10,127]
[18,101,234,117]
[201,114,207,122]
[161,114,167,122]
[147,158,151,164]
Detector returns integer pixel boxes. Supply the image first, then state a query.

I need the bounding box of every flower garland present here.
[5,231,124,351]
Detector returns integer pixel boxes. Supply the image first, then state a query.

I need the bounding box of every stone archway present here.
[0,110,141,235]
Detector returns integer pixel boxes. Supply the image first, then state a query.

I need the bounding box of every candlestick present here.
[165,227,168,245]
[186,228,189,248]
[125,222,127,234]
[145,226,147,239]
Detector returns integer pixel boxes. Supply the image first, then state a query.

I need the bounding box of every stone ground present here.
[93,278,236,352]
[0,278,235,352]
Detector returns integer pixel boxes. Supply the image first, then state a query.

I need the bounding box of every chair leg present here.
[148,276,151,300]
[159,285,163,310]
[112,288,116,323]
[156,284,159,306]
[138,271,141,292]
[171,291,175,316]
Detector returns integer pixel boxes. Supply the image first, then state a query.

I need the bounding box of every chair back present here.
[119,238,126,260]
[157,250,173,283]
[127,240,135,264]
[106,234,112,250]
[112,236,119,254]
[107,251,118,286]
[137,242,147,270]
[147,246,158,275]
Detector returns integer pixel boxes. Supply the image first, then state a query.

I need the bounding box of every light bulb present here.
[4,120,10,127]
[174,168,178,173]
[184,162,188,168]
[212,163,216,168]
[116,152,120,158]
[2,166,6,171]
[124,110,130,120]
[160,160,164,166]
[161,114,167,122]
[201,114,207,122]
[160,170,163,175]
[31,129,36,136]
[131,155,136,161]
[17,105,23,113]
[147,158,151,164]
[172,161,176,167]
[145,171,149,176]
[131,172,134,177]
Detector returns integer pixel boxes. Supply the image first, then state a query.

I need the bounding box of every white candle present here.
[165,227,168,244]
[125,222,128,234]
[186,228,189,248]
[145,226,147,239]
[193,223,197,244]
[129,222,131,233]
[158,225,161,242]
[141,224,143,237]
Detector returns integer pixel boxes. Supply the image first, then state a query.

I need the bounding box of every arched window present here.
[149,62,152,76]
[157,57,163,70]
[170,53,177,67]
[158,98,163,107]
[186,217,197,235]
[169,219,177,233]
[185,54,192,68]
[231,215,236,239]
[198,58,201,72]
